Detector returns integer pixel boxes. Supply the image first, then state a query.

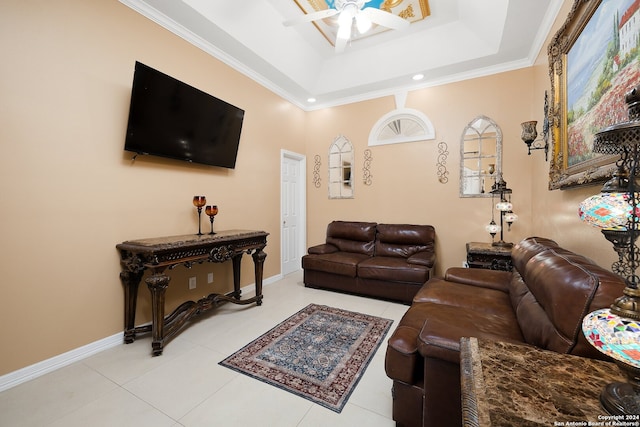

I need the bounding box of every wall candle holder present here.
[521,120,549,160]
[520,91,550,161]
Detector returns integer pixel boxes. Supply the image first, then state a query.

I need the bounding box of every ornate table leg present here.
[231,254,242,300]
[146,272,170,356]
[120,269,143,343]
[252,246,267,306]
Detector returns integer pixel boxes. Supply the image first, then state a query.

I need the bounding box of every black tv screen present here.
[124,62,244,169]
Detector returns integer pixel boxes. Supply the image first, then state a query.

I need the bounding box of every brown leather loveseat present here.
[302,221,436,304]
[384,237,626,426]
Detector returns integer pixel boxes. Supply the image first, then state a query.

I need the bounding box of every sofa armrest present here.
[307,243,338,255]
[407,251,435,268]
[444,267,511,292]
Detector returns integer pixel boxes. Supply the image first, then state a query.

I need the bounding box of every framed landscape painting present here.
[548,0,640,189]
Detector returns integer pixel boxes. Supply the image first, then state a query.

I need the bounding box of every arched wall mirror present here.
[329,135,354,199]
[459,115,502,198]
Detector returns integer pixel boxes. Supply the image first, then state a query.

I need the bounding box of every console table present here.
[116,230,268,356]
[460,337,626,426]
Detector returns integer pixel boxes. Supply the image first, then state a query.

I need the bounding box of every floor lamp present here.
[579,85,640,415]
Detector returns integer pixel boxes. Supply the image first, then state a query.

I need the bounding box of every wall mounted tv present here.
[124,61,244,169]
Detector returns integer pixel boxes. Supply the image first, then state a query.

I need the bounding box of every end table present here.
[466,242,512,271]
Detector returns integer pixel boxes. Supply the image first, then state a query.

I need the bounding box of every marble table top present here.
[466,241,513,256]
[119,229,267,248]
[460,337,628,426]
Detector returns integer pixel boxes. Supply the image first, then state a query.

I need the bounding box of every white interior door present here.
[281,150,306,276]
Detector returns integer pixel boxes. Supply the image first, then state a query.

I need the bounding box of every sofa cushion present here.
[511,236,559,275]
[407,250,436,267]
[413,278,512,315]
[514,247,626,355]
[417,303,524,364]
[443,267,511,292]
[358,256,430,284]
[307,243,338,255]
[325,220,377,255]
[507,271,529,313]
[375,224,435,258]
[301,252,371,277]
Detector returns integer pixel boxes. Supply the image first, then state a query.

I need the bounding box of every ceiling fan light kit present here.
[284,0,410,51]
[337,7,355,39]
[355,12,372,34]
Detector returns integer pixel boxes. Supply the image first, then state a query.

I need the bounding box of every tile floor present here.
[0,271,409,426]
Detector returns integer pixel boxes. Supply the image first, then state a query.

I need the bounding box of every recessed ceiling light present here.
[307,97,317,103]
[412,73,425,81]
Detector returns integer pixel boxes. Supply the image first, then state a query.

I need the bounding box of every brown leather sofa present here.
[384,237,626,427]
[302,221,436,304]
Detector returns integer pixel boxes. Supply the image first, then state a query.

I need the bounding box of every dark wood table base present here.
[117,230,268,356]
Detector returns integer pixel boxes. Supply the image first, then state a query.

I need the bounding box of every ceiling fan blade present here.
[361,8,410,30]
[335,36,348,53]
[283,9,339,26]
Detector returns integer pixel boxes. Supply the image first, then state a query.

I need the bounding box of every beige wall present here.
[304,0,615,273]
[0,0,305,375]
[0,0,616,377]
[305,70,537,275]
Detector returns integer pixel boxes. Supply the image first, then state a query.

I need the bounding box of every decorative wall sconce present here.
[578,85,640,415]
[363,149,373,186]
[313,155,322,188]
[520,91,550,161]
[436,141,449,184]
[485,174,517,247]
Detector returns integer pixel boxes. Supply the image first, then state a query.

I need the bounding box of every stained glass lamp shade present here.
[579,85,640,416]
[496,201,512,211]
[579,193,632,230]
[504,212,518,223]
[583,309,640,414]
[485,220,501,234]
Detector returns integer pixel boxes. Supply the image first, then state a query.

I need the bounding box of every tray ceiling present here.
[120,0,564,110]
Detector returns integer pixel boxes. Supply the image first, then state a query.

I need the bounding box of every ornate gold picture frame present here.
[548,0,640,190]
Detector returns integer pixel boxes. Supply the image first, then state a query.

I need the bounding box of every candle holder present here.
[205,205,218,235]
[192,196,206,235]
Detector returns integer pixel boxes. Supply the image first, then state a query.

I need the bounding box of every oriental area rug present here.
[219,303,393,413]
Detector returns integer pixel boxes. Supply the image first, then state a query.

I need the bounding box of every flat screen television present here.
[124,61,244,169]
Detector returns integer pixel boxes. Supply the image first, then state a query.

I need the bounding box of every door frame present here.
[280,149,307,276]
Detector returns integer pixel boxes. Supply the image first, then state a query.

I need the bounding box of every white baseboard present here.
[0,273,283,393]
[0,332,123,393]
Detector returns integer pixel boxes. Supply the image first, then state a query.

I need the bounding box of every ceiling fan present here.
[283,0,410,52]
